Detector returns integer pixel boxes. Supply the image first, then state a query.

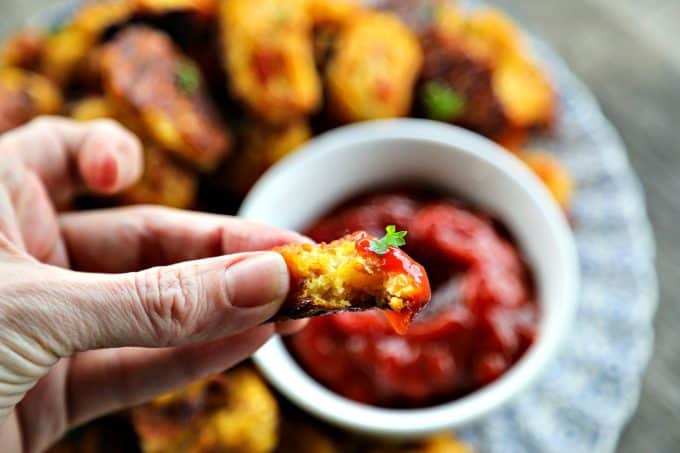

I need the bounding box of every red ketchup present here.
[288,191,538,408]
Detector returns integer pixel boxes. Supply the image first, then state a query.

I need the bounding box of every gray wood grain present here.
[1,0,678,451]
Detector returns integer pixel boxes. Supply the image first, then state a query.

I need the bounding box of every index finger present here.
[59,205,310,273]
[0,117,142,204]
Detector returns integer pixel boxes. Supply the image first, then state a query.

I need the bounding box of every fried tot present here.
[132,368,279,453]
[418,36,508,139]
[219,0,321,124]
[460,8,522,63]
[325,11,422,122]
[0,67,62,133]
[274,230,431,333]
[460,8,555,128]
[99,26,232,170]
[494,53,555,129]
[414,4,554,144]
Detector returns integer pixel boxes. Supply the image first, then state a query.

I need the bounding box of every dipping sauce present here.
[288,190,538,408]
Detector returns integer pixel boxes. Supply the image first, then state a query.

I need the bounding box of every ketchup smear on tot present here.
[355,233,431,334]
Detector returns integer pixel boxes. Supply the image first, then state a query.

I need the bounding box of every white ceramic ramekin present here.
[239,119,578,438]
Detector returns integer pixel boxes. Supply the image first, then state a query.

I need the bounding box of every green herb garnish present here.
[369,225,407,255]
[175,60,201,94]
[422,81,466,121]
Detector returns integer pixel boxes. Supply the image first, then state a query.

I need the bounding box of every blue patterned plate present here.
[453,2,658,451]
[29,2,659,451]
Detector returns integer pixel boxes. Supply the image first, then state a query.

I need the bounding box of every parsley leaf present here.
[422,81,466,121]
[175,60,201,94]
[368,225,408,255]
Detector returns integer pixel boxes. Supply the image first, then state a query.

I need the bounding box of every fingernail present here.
[96,152,119,192]
[225,252,289,308]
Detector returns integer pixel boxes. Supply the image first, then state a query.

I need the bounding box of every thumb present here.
[19,252,289,354]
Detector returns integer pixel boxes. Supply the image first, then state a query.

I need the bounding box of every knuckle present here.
[130,204,168,217]
[134,266,203,345]
[27,116,52,131]
[90,118,121,131]
[26,117,62,149]
[27,117,61,141]
[91,119,138,147]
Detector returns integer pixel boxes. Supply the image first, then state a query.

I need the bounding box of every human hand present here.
[0,118,305,453]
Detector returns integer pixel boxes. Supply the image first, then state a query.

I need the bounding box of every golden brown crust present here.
[99,26,232,171]
[493,53,555,130]
[219,0,321,124]
[325,11,423,123]
[274,232,430,332]
[132,368,279,453]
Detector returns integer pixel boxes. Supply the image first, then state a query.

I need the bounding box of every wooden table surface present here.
[1,1,679,451]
